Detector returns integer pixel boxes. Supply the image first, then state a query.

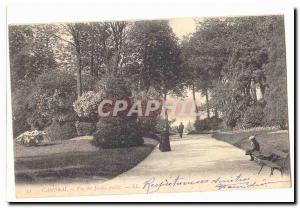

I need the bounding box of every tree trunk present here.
[76,50,82,98]
[192,83,200,121]
[68,24,83,98]
[159,93,171,152]
[205,88,210,119]
[90,41,95,76]
[165,94,169,133]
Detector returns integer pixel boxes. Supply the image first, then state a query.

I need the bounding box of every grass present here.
[212,129,290,154]
[14,137,158,184]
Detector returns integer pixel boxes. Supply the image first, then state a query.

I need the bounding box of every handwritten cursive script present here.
[142,174,289,193]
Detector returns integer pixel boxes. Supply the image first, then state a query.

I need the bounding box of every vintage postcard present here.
[6,5,294,202]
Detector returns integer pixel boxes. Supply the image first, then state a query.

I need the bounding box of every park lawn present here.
[212,129,290,154]
[14,137,158,184]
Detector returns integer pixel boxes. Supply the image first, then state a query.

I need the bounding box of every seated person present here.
[245,135,260,161]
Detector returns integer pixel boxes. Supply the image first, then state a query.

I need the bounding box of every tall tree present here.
[51,21,130,96]
[49,23,86,97]
[183,16,285,128]
[206,16,277,128]
[182,19,228,119]
[107,21,128,74]
[129,20,185,151]
[181,37,200,119]
[65,24,85,97]
[79,23,111,77]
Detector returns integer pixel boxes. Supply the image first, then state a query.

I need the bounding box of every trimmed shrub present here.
[91,76,143,148]
[92,117,143,148]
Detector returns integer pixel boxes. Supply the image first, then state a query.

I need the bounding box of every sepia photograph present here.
[6,9,293,201]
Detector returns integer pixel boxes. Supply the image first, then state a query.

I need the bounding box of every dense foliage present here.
[11,70,77,137]
[182,16,287,129]
[241,105,265,128]
[194,117,223,132]
[9,16,288,148]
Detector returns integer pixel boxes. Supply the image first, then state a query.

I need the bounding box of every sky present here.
[169,17,197,39]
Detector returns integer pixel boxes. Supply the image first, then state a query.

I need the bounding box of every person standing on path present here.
[177,122,184,138]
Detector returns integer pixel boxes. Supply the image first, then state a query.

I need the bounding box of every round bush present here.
[91,76,144,148]
[92,117,143,148]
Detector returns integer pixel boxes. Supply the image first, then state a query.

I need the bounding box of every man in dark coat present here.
[177,122,184,138]
[246,135,260,161]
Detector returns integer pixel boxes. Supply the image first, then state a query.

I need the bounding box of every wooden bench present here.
[251,150,289,176]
